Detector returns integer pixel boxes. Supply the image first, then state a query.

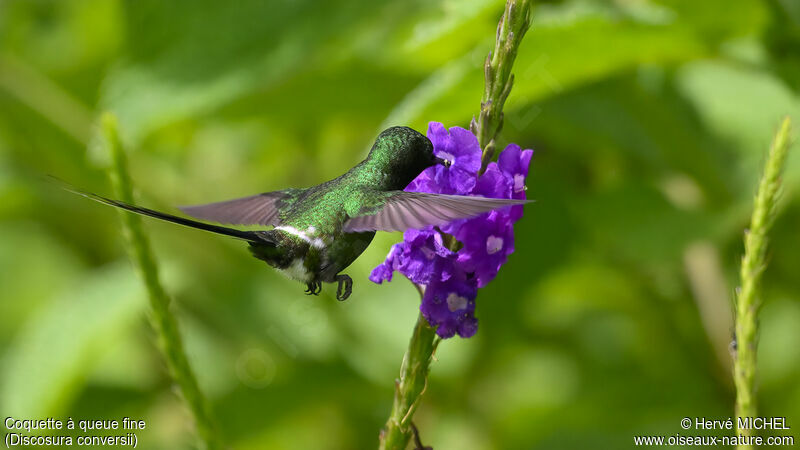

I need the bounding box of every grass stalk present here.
[102,112,223,450]
[733,116,792,449]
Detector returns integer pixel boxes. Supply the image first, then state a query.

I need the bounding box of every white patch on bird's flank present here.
[446,293,468,312]
[279,258,311,282]
[275,225,327,249]
[486,235,504,255]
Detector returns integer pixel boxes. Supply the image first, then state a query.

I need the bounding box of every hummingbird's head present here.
[364,126,438,190]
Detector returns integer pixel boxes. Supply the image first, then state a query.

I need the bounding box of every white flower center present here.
[486,235,504,255]
[439,151,455,165]
[446,293,468,312]
[513,174,526,193]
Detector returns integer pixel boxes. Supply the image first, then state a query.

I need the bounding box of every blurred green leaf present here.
[386,1,713,130]
[0,223,85,340]
[676,61,800,189]
[0,263,146,417]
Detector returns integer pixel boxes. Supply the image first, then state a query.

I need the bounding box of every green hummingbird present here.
[67,126,526,300]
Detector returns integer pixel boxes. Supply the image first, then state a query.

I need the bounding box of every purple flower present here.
[421,275,478,338]
[452,209,515,288]
[371,122,533,338]
[407,123,481,195]
[369,228,457,285]
[498,143,533,221]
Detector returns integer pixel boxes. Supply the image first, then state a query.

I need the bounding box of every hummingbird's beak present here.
[436,157,452,168]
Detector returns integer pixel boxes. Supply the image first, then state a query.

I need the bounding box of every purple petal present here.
[453,210,516,287]
[498,143,522,173]
[447,127,481,174]
[369,244,403,283]
[421,274,478,338]
[457,316,478,338]
[473,162,512,199]
[498,145,533,198]
[405,167,436,193]
[367,228,459,286]
[426,122,449,150]
[435,166,477,194]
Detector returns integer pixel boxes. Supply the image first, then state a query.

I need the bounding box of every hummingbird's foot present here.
[410,422,432,450]
[304,281,321,296]
[335,274,352,301]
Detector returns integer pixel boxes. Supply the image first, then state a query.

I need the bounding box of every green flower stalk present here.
[733,116,792,449]
[102,113,223,450]
[378,312,439,450]
[473,0,533,173]
[378,1,532,449]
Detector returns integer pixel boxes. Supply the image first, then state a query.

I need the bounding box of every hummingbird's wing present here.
[343,191,529,233]
[179,190,301,226]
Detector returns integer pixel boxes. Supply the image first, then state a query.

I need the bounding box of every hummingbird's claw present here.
[410,422,432,450]
[305,281,321,296]
[335,274,353,301]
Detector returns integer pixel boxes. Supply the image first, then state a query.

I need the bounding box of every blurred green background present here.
[1,0,799,448]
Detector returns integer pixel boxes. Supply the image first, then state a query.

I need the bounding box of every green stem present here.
[378,2,532,449]
[733,116,792,449]
[102,113,223,450]
[472,0,533,172]
[378,313,439,450]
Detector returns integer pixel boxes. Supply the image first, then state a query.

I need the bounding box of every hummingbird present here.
[66,126,527,300]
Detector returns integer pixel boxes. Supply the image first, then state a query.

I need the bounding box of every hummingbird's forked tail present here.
[56,179,272,244]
